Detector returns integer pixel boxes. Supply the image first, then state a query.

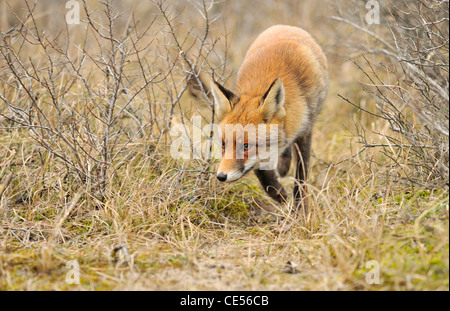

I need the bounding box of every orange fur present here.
[226,25,327,141]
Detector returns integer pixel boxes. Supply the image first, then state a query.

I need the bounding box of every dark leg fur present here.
[254,168,288,204]
[277,147,292,177]
[293,132,312,210]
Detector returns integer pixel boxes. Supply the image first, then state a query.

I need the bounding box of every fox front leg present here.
[254,168,288,204]
[293,132,312,211]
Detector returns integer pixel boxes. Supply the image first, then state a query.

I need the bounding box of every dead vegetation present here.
[333,0,449,188]
[0,0,448,290]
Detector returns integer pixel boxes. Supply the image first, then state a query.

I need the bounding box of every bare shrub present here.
[333,0,449,187]
[0,0,230,201]
[151,0,233,162]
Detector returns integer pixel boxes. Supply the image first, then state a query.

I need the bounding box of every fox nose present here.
[217,173,227,182]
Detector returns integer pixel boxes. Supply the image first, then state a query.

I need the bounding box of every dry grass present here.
[0,0,448,291]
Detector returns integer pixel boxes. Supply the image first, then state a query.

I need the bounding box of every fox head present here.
[211,78,287,182]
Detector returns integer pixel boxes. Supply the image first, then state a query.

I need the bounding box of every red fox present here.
[209,25,328,209]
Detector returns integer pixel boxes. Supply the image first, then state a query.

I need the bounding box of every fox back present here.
[234,25,328,141]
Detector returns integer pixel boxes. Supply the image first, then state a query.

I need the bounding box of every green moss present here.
[167,255,188,268]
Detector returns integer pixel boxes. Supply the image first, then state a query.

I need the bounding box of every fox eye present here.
[243,143,249,151]
[222,140,225,150]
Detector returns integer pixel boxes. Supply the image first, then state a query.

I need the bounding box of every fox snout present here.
[215,170,247,183]
[216,172,227,182]
[216,158,258,182]
[216,171,243,182]
[216,160,246,183]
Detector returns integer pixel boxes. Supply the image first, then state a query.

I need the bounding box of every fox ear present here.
[187,71,211,101]
[210,80,235,121]
[260,78,286,122]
